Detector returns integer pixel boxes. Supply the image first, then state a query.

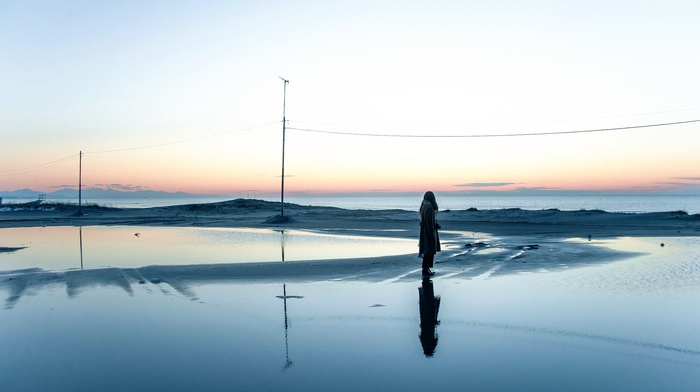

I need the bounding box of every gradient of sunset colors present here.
[2,1,700,196]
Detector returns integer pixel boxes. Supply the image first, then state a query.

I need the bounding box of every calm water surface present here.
[2,236,700,391]
[0,226,414,271]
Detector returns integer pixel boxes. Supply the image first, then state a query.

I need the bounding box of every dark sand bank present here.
[2,198,700,238]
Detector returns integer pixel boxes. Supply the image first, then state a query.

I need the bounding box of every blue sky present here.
[2,1,700,195]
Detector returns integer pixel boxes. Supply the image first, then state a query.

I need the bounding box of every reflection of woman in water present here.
[419,191,441,276]
[419,278,440,357]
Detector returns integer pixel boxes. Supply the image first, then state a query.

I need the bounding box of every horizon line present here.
[3,186,700,198]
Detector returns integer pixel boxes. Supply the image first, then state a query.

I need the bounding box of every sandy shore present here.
[2,198,699,237]
[2,199,700,291]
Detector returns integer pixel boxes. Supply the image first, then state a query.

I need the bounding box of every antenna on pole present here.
[279,76,289,218]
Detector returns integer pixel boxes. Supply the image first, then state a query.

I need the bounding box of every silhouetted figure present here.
[419,191,441,276]
[419,278,441,357]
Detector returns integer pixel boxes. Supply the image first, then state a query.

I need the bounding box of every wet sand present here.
[1,199,699,287]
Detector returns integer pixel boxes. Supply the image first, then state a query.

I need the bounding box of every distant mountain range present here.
[2,185,700,201]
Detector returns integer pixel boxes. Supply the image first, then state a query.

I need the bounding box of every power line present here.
[289,107,700,128]
[0,153,78,174]
[0,121,279,177]
[287,119,700,138]
[547,107,700,122]
[2,118,697,179]
[84,121,280,154]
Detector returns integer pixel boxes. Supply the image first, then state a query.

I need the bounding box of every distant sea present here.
[4,194,699,215]
[287,194,700,215]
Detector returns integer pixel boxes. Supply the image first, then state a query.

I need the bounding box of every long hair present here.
[422,191,438,212]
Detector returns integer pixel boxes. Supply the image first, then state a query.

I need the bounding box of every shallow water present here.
[2,237,700,391]
[0,226,414,271]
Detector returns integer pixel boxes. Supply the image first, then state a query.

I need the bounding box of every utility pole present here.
[279,77,289,217]
[78,150,83,215]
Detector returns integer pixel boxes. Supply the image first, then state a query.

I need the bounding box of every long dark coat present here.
[419,200,441,257]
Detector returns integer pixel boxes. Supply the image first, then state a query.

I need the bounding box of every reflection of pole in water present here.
[276,283,304,370]
[79,226,84,270]
[282,284,292,369]
[279,230,286,262]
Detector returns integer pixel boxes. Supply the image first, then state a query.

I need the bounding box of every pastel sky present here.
[2,0,700,196]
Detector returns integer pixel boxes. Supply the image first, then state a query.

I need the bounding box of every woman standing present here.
[419,191,441,276]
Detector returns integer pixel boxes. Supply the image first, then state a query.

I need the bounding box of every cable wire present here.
[0,122,279,177]
[85,121,280,154]
[0,153,78,174]
[289,107,700,128]
[288,119,700,138]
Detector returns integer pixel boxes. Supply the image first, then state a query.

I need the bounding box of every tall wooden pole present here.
[279,77,289,217]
